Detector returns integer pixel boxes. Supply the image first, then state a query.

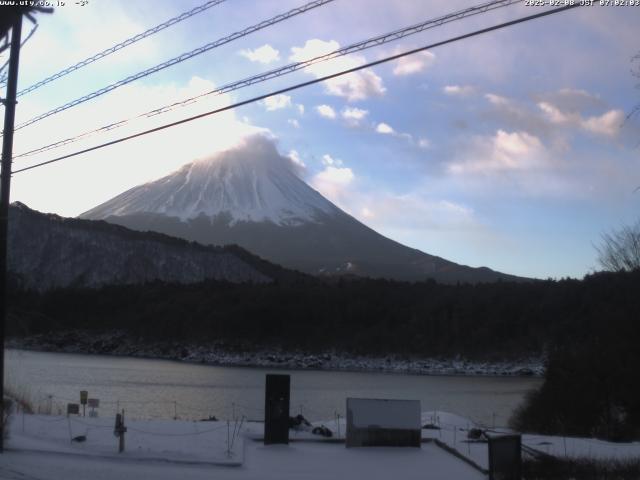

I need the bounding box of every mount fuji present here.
[81,135,520,283]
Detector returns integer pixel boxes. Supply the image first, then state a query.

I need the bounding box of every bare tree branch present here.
[596,220,640,272]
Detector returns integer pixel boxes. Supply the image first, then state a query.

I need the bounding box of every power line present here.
[3,0,228,94]
[11,0,335,133]
[13,4,580,175]
[13,0,521,161]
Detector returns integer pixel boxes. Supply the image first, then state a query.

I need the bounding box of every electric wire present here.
[5,0,228,94]
[13,0,521,161]
[13,4,580,175]
[11,0,336,132]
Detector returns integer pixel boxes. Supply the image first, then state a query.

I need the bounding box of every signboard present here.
[88,398,100,408]
[264,374,290,445]
[67,403,80,415]
[346,398,421,447]
[80,391,88,405]
[488,434,522,480]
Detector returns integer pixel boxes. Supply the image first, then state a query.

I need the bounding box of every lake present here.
[5,349,541,427]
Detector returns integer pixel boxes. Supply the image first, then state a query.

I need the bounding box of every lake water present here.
[5,349,541,427]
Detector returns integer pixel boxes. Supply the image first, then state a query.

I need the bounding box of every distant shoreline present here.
[6,331,544,378]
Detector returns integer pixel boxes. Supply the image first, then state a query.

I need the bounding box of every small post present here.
[173,401,177,420]
[114,409,127,453]
[80,391,88,417]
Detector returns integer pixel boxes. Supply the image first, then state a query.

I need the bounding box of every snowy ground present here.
[2,413,487,480]
[5,409,640,479]
[418,411,640,471]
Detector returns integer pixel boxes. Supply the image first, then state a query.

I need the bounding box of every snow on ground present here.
[7,414,243,465]
[5,410,640,480]
[0,442,486,480]
[418,411,640,470]
[3,413,486,480]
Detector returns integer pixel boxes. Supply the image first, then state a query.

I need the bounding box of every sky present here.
[2,0,639,280]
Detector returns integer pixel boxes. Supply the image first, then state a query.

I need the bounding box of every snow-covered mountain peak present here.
[81,135,338,225]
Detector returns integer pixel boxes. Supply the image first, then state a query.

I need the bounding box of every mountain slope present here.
[81,135,522,284]
[8,202,282,291]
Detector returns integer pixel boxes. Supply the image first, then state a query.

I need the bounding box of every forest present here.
[7,268,640,439]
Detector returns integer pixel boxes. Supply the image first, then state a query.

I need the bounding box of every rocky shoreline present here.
[7,330,544,377]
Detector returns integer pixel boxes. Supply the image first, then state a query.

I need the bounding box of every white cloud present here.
[290,39,385,101]
[341,107,368,123]
[311,165,355,205]
[297,104,305,115]
[321,154,342,166]
[12,76,267,217]
[358,195,476,231]
[393,51,435,76]
[261,94,292,111]
[288,119,300,128]
[376,122,394,134]
[288,150,306,175]
[443,85,475,97]
[316,104,336,119]
[485,93,511,107]
[538,100,624,137]
[537,101,573,124]
[581,109,624,137]
[449,130,546,174]
[239,44,280,64]
[418,138,431,149]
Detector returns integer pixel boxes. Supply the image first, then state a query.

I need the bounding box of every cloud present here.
[376,122,394,134]
[261,94,292,111]
[482,88,623,141]
[290,39,385,101]
[341,106,368,123]
[536,88,604,114]
[239,44,280,64]
[443,85,475,97]
[449,130,547,175]
[288,119,300,128]
[321,154,342,166]
[485,93,512,107]
[297,104,305,115]
[12,76,267,217]
[316,104,337,119]
[538,100,624,137]
[357,194,477,231]
[418,138,431,149]
[311,165,355,205]
[581,109,624,137]
[288,149,306,176]
[393,51,435,76]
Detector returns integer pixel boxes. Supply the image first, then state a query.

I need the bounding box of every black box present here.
[264,374,290,445]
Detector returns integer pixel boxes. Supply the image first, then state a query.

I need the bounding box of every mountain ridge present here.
[80,135,525,284]
[7,201,309,291]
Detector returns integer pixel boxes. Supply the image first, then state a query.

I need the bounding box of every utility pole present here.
[0,6,51,453]
[0,9,23,454]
